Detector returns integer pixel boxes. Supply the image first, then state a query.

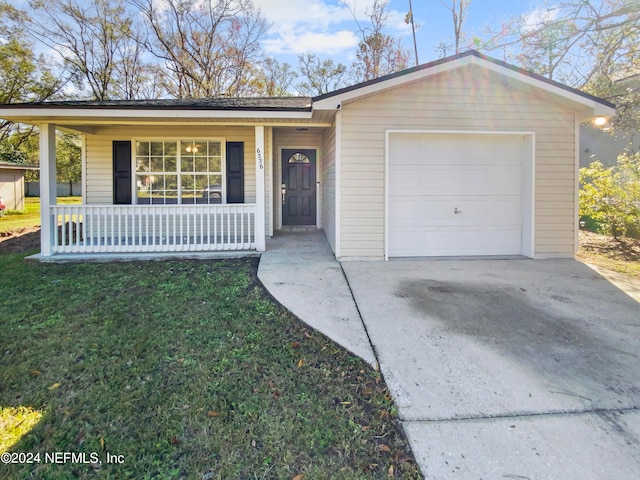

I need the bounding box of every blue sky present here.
[254,0,542,66]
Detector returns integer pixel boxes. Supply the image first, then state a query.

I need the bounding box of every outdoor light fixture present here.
[593,116,608,127]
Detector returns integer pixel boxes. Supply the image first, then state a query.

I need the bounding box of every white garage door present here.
[388,133,526,257]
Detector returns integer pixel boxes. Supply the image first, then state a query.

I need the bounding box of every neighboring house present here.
[0,160,38,211]
[579,124,640,168]
[0,51,614,259]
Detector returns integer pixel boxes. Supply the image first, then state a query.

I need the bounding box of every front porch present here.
[38,123,269,257]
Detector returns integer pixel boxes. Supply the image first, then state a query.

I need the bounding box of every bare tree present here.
[482,0,640,130]
[252,57,297,97]
[438,0,472,55]
[132,0,269,98]
[345,0,410,82]
[25,0,148,100]
[296,54,348,96]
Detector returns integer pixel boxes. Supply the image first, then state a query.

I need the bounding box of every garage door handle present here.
[454,208,462,214]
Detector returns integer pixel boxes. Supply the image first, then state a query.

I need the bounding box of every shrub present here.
[579,151,640,239]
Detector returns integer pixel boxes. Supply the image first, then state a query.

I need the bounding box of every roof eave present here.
[0,163,39,170]
[0,107,314,125]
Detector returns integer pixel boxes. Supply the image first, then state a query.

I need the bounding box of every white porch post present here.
[255,126,266,252]
[39,124,57,257]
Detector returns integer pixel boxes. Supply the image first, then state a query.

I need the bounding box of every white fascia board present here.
[0,108,313,121]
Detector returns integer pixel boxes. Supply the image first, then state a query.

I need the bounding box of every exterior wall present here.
[84,124,273,237]
[338,64,577,259]
[0,169,26,210]
[272,128,324,230]
[321,124,337,253]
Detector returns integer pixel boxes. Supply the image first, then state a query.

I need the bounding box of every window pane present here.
[136,158,149,173]
[195,142,207,156]
[209,142,221,157]
[181,141,196,156]
[165,175,178,190]
[181,174,195,190]
[136,141,150,156]
[165,156,177,171]
[209,157,221,172]
[195,157,208,172]
[209,174,222,188]
[150,156,164,172]
[150,175,165,191]
[165,142,177,156]
[181,158,194,172]
[150,142,164,156]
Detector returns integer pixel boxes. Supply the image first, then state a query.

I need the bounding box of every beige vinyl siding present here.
[272,128,324,230]
[84,125,272,230]
[339,64,577,259]
[321,124,337,252]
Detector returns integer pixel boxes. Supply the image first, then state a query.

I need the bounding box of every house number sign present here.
[256,147,264,170]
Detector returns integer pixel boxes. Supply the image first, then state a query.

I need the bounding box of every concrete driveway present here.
[342,259,640,479]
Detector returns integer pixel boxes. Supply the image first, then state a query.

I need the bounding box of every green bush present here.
[579,151,640,239]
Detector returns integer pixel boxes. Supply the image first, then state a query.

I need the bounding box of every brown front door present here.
[282,149,316,226]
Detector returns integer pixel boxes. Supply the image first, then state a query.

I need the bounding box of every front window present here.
[135,140,223,204]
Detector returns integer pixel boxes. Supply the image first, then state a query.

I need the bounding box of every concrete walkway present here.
[258,231,640,479]
[257,230,376,366]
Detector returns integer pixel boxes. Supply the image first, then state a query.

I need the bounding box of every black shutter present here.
[113,141,132,204]
[226,142,244,203]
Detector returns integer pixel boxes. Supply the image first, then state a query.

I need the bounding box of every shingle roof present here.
[6,97,313,111]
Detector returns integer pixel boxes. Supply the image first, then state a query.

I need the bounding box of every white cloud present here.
[521,7,560,32]
[264,29,359,55]
[253,0,356,28]
[254,0,410,57]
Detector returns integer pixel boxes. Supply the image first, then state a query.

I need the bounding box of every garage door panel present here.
[391,166,521,197]
[388,133,526,257]
[390,196,522,228]
[389,227,522,256]
[389,134,523,167]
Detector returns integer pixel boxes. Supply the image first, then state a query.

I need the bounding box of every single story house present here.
[0,50,614,260]
[0,160,38,212]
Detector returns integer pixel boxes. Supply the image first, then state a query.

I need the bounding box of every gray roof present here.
[5,97,313,111]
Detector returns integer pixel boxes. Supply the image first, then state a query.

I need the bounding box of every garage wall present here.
[339,63,576,259]
[321,123,337,253]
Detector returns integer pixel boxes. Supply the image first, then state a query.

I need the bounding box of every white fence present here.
[51,204,256,254]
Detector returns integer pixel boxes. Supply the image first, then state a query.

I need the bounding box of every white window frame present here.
[132,137,227,205]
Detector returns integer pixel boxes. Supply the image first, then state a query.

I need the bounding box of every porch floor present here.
[27,250,260,263]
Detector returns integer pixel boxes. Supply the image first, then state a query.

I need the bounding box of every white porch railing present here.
[50,204,256,255]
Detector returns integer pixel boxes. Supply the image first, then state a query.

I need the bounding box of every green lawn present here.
[0,253,422,479]
[0,197,81,233]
